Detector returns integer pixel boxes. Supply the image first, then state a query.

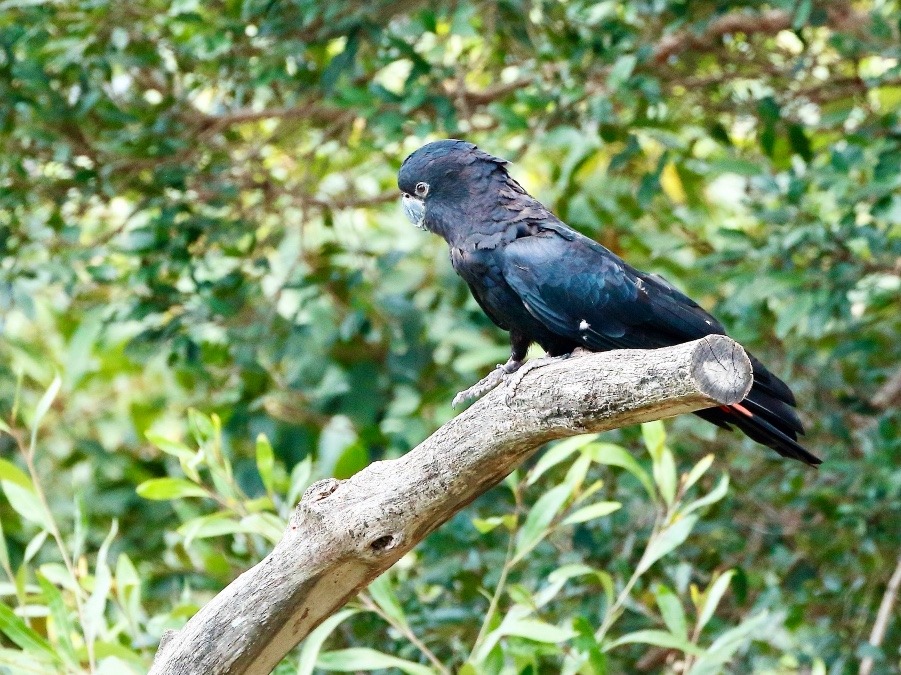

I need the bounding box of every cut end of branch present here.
[689,335,753,405]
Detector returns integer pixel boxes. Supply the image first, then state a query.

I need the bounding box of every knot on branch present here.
[302,478,341,503]
[292,478,343,527]
[360,532,404,559]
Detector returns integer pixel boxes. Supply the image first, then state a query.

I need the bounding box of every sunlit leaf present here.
[687,612,771,675]
[682,455,714,493]
[528,435,597,485]
[562,501,621,525]
[636,514,699,576]
[316,647,436,674]
[136,478,209,500]
[0,601,61,664]
[654,584,688,641]
[0,459,33,490]
[287,457,313,509]
[1,481,51,529]
[681,474,729,517]
[586,444,655,500]
[29,374,61,449]
[367,574,409,631]
[297,609,361,675]
[604,629,702,655]
[240,513,286,544]
[514,484,571,561]
[695,570,736,635]
[256,433,276,495]
[84,520,118,648]
[36,574,79,667]
[23,531,48,564]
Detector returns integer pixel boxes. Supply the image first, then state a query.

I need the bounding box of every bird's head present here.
[397,139,510,233]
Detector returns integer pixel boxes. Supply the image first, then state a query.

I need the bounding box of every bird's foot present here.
[503,348,592,404]
[452,358,524,408]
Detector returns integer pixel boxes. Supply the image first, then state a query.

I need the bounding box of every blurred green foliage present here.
[0,0,899,672]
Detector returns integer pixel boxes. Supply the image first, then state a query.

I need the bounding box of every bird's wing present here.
[500,225,818,465]
[500,225,726,351]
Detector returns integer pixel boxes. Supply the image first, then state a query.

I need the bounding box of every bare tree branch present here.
[149,335,753,675]
[859,553,901,675]
[652,6,870,65]
[871,367,901,411]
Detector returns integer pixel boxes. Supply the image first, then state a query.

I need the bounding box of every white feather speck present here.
[579,320,590,330]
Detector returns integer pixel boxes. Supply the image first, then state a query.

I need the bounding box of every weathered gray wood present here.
[149,335,752,675]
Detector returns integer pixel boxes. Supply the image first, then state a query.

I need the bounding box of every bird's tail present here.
[694,354,821,466]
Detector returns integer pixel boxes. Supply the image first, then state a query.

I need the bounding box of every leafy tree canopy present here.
[0,0,899,672]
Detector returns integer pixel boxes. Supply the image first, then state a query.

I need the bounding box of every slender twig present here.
[595,511,665,643]
[4,424,96,674]
[358,593,449,675]
[859,553,901,675]
[469,482,524,659]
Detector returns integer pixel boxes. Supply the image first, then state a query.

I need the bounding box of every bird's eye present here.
[415,182,429,197]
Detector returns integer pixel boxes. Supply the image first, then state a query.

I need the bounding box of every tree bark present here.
[149,335,753,675]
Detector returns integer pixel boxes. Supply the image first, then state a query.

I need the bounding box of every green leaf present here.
[563,452,592,493]
[695,570,735,635]
[147,432,202,482]
[0,601,61,664]
[572,616,606,674]
[367,574,409,631]
[562,501,621,525]
[537,564,613,610]
[793,0,812,30]
[528,435,597,485]
[36,574,79,668]
[643,422,676,505]
[682,455,714,493]
[84,520,118,648]
[30,374,61,449]
[256,433,276,495]
[115,553,141,619]
[297,609,361,675]
[1,481,51,529]
[636,514,699,576]
[187,408,216,444]
[604,629,702,655]
[136,478,209,500]
[241,513,286,544]
[23,530,48,563]
[514,483,571,561]
[502,617,576,643]
[178,513,245,546]
[333,443,368,480]
[471,516,514,534]
[287,457,313,508]
[0,459,33,490]
[586,444,655,500]
[687,612,770,675]
[607,54,637,88]
[316,647,436,674]
[0,518,9,576]
[654,584,688,641]
[145,432,193,460]
[681,474,729,517]
[641,421,666,454]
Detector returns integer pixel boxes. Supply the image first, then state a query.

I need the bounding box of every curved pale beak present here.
[401,193,425,229]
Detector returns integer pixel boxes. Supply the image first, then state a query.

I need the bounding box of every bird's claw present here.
[454,350,593,407]
[501,349,592,404]
[452,365,507,407]
[502,355,560,404]
[452,359,526,408]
